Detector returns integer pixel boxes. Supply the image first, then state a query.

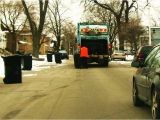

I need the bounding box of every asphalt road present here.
[0,58,152,119]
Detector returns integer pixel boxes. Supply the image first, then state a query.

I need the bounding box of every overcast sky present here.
[62,0,83,25]
[137,0,160,26]
[14,0,160,26]
[62,0,160,26]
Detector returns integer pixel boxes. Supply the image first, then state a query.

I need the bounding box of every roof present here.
[18,40,31,45]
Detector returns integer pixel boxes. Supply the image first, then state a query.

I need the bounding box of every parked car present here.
[131,44,160,119]
[124,50,135,61]
[124,50,135,56]
[134,45,153,62]
[111,50,126,61]
[58,50,69,59]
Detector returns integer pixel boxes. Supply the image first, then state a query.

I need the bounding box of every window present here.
[151,50,160,68]
[23,37,27,42]
[144,46,160,67]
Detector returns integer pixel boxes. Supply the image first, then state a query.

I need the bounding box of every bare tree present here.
[0,0,26,53]
[84,4,118,44]
[21,0,48,58]
[82,0,137,50]
[62,21,76,54]
[125,18,145,52]
[142,0,160,26]
[47,0,67,51]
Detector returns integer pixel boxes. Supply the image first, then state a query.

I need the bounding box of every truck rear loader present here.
[74,23,111,68]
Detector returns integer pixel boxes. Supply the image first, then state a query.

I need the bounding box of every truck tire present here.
[101,59,109,67]
[74,54,81,68]
[102,61,108,67]
[105,61,109,67]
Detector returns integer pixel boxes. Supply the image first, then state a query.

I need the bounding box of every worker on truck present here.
[80,46,89,68]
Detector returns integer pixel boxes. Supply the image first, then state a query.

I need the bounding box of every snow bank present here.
[0,56,5,77]
[0,55,67,77]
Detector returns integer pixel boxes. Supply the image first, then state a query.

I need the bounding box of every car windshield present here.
[137,46,153,57]
[141,46,153,54]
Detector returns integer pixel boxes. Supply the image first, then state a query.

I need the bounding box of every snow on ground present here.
[0,54,134,78]
[110,55,134,65]
[0,55,67,78]
[126,55,134,61]
[0,56,5,77]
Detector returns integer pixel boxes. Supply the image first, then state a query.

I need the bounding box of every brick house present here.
[16,31,51,55]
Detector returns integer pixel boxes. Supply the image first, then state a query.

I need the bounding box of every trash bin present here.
[21,55,32,70]
[2,55,22,84]
[55,52,62,64]
[47,53,52,62]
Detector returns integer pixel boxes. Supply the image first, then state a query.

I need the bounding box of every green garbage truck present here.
[74,23,111,68]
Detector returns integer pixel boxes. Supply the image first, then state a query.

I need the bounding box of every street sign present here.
[149,27,160,45]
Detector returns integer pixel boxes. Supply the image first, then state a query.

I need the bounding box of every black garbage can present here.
[47,53,52,62]
[2,55,22,84]
[21,55,32,70]
[55,52,62,64]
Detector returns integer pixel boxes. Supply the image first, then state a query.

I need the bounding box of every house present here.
[16,31,51,55]
[0,31,7,49]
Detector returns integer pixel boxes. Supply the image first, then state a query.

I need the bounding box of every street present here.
[0,57,152,119]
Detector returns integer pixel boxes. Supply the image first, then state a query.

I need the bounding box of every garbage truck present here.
[74,23,111,68]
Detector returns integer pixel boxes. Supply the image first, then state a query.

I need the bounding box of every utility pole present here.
[148,6,152,45]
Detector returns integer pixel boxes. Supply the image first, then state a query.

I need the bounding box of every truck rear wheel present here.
[74,54,81,68]
[103,61,108,67]
[105,61,109,67]
[99,58,109,67]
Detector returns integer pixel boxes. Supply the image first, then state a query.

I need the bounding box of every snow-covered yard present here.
[125,55,134,61]
[0,54,134,78]
[0,55,67,77]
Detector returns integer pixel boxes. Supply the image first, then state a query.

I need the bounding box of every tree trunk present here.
[21,0,48,58]
[32,33,40,58]
[6,32,17,54]
[119,34,124,50]
[117,19,124,50]
[56,35,61,51]
[132,35,138,53]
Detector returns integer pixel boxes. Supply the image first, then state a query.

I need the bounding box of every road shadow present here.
[87,63,109,68]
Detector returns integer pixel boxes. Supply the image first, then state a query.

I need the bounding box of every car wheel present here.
[151,89,160,119]
[133,81,143,106]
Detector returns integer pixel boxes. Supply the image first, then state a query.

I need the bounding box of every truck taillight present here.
[138,53,144,60]
[77,44,81,48]
[81,28,89,32]
[99,28,107,32]
[108,44,112,49]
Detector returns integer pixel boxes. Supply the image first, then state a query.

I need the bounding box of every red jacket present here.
[80,47,89,58]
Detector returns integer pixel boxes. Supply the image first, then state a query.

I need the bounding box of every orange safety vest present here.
[80,47,89,58]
